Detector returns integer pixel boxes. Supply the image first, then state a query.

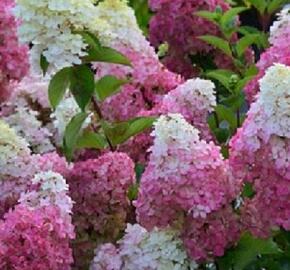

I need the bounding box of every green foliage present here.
[198,35,233,57]
[76,131,108,150]
[244,0,289,15]
[78,31,131,66]
[95,75,130,101]
[206,69,238,91]
[40,54,49,76]
[218,233,281,270]
[70,65,95,111]
[242,182,256,198]
[129,0,152,35]
[102,117,156,146]
[196,6,265,155]
[48,67,71,110]
[63,112,89,160]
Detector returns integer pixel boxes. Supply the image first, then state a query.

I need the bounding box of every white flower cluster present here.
[91,224,198,270]
[14,0,100,71]
[4,107,54,154]
[150,114,200,174]
[94,0,156,56]
[8,74,51,109]
[257,64,290,138]
[269,6,290,45]
[0,120,32,180]
[19,171,73,215]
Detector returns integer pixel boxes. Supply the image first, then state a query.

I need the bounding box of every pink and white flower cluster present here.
[135,114,241,260]
[0,164,74,269]
[230,64,290,237]
[91,224,198,270]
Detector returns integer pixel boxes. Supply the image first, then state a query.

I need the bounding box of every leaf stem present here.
[91,96,115,151]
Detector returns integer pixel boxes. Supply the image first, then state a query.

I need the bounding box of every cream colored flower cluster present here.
[257,64,290,138]
[14,0,100,71]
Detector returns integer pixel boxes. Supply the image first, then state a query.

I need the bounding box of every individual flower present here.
[68,152,135,269]
[135,114,238,230]
[230,64,290,237]
[91,224,198,270]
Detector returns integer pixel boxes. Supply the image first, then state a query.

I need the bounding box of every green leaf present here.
[213,128,230,143]
[77,31,131,66]
[103,117,156,146]
[221,7,248,28]
[267,0,288,14]
[247,0,267,15]
[198,35,232,57]
[76,130,108,150]
[95,46,131,66]
[221,92,245,110]
[220,7,247,38]
[242,182,256,198]
[48,67,71,110]
[206,69,237,90]
[128,183,139,201]
[235,76,255,93]
[195,10,219,24]
[69,65,95,111]
[238,27,269,49]
[218,233,281,270]
[215,104,237,132]
[63,112,88,160]
[129,0,152,35]
[236,34,260,57]
[95,75,130,101]
[245,65,259,77]
[40,54,49,76]
[135,163,145,183]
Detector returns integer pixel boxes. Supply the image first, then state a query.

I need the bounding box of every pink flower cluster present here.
[0,165,74,269]
[0,205,74,270]
[0,0,29,102]
[245,8,290,103]
[230,64,290,237]
[68,152,135,268]
[148,0,233,78]
[182,206,240,260]
[135,114,241,260]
